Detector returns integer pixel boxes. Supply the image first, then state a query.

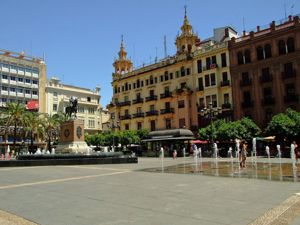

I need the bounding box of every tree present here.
[285,108,300,137]
[41,114,61,151]
[4,103,27,151]
[240,117,261,141]
[23,111,44,152]
[265,113,296,142]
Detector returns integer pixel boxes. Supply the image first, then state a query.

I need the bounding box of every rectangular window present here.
[212,94,217,107]
[164,72,169,81]
[212,55,217,65]
[150,120,156,131]
[176,71,179,78]
[166,118,171,129]
[2,75,8,79]
[32,80,38,85]
[53,104,58,111]
[150,90,154,96]
[165,102,170,109]
[137,107,142,113]
[179,118,186,128]
[88,120,95,128]
[221,53,227,67]
[25,79,31,83]
[150,104,155,111]
[78,107,84,113]
[25,89,30,94]
[10,76,16,81]
[285,83,295,95]
[125,124,129,130]
[243,91,251,102]
[88,108,95,114]
[17,88,23,93]
[224,93,229,104]
[32,90,38,95]
[18,77,23,82]
[263,87,272,97]
[53,92,58,97]
[222,72,228,81]
[2,86,7,91]
[160,75,163,82]
[10,87,16,92]
[178,100,185,108]
[87,97,91,102]
[186,68,190,75]
[242,72,249,82]
[137,122,142,130]
[206,96,211,107]
[197,60,202,73]
[210,73,216,86]
[170,73,173,79]
[205,74,210,87]
[206,57,211,70]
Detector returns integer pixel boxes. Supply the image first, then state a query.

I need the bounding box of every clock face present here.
[76,126,82,139]
[64,129,70,138]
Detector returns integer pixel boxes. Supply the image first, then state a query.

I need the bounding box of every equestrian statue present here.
[65,96,78,119]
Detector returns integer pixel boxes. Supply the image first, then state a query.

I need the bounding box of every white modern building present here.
[0,49,46,112]
[46,77,103,134]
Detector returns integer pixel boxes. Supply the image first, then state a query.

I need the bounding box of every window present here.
[88,120,95,128]
[17,88,23,93]
[210,73,216,86]
[78,107,84,113]
[165,102,170,109]
[18,77,23,82]
[2,86,7,91]
[53,92,58,97]
[278,40,286,55]
[179,118,185,128]
[224,93,229,104]
[287,37,295,53]
[180,82,186,89]
[10,76,16,81]
[256,46,264,60]
[164,86,169,94]
[212,94,217,107]
[150,75,154,84]
[1,98,7,102]
[205,75,210,87]
[32,80,38,85]
[125,109,129,116]
[237,51,244,65]
[206,57,211,69]
[87,97,91,102]
[10,87,16,92]
[25,79,31,83]
[284,62,293,75]
[2,75,8,79]
[150,120,156,131]
[198,77,203,89]
[199,98,205,109]
[32,90,38,95]
[150,105,155,111]
[265,44,272,58]
[186,68,190,75]
[136,79,140,88]
[141,81,144,87]
[175,71,179,78]
[25,89,30,94]
[137,107,142,113]
[136,92,141,100]
[263,87,272,97]
[164,71,169,81]
[169,73,173,79]
[286,83,295,95]
[244,49,251,63]
[150,90,154,96]
[88,108,95,114]
[197,60,202,73]
[211,55,217,65]
[180,66,185,76]
[178,100,185,108]
[242,72,250,82]
[154,77,158,83]
[243,91,251,102]
[53,104,58,111]
[222,72,228,81]
[137,122,142,130]
[165,118,171,129]
[206,96,211,107]
[221,53,227,67]
[125,83,128,91]
[262,68,270,76]
[160,75,164,82]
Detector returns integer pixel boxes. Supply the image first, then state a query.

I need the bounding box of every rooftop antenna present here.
[290,4,294,16]
[284,3,287,20]
[184,5,187,18]
[43,52,46,61]
[242,17,245,32]
[164,35,167,58]
[155,47,158,62]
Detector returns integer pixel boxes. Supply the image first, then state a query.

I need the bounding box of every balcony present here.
[160,92,172,99]
[222,103,231,109]
[107,102,115,108]
[132,112,144,118]
[119,114,131,120]
[145,95,157,102]
[116,100,131,107]
[261,96,275,106]
[259,74,273,83]
[145,110,158,116]
[284,94,299,103]
[160,108,174,114]
[220,80,230,87]
[241,101,254,108]
[281,70,296,79]
[240,79,252,87]
[132,98,144,104]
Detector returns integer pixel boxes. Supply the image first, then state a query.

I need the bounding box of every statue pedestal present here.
[56,119,90,154]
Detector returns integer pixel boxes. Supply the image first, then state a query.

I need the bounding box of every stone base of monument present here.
[55,119,89,154]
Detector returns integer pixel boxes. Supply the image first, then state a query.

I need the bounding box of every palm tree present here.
[23,111,45,152]
[4,103,27,152]
[41,113,61,152]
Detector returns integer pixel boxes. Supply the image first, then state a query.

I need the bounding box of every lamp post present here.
[200,102,222,145]
[108,113,120,152]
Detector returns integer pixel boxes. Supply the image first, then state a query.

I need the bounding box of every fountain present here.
[160,146,164,172]
[291,142,297,169]
[265,145,271,166]
[235,139,241,169]
[252,138,257,165]
[213,142,218,159]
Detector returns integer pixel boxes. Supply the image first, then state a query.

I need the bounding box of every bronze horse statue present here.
[65,97,78,119]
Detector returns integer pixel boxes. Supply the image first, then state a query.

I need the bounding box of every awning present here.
[192,140,208,144]
[142,128,195,142]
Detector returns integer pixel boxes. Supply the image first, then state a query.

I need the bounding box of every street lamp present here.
[108,113,120,152]
[200,102,222,145]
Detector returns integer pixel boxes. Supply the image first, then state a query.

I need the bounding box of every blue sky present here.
[0,0,298,107]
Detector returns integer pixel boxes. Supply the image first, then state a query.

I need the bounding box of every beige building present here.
[0,49,46,112]
[45,77,103,134]
[108,11,237,133]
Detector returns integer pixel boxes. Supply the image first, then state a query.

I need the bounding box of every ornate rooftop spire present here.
[118,35,127,60]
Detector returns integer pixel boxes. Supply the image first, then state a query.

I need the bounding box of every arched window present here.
[256,46,264,60]
[287,37,295,53]
[244,49,251,63]
[181,45,185,52]
[264,44,272,58]
[237,51,244,65]
[278,40,286,55]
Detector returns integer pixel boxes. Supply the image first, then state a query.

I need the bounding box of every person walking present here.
[240,142,248,168]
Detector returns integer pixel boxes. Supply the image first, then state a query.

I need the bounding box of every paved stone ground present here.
[0,157,299,225]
